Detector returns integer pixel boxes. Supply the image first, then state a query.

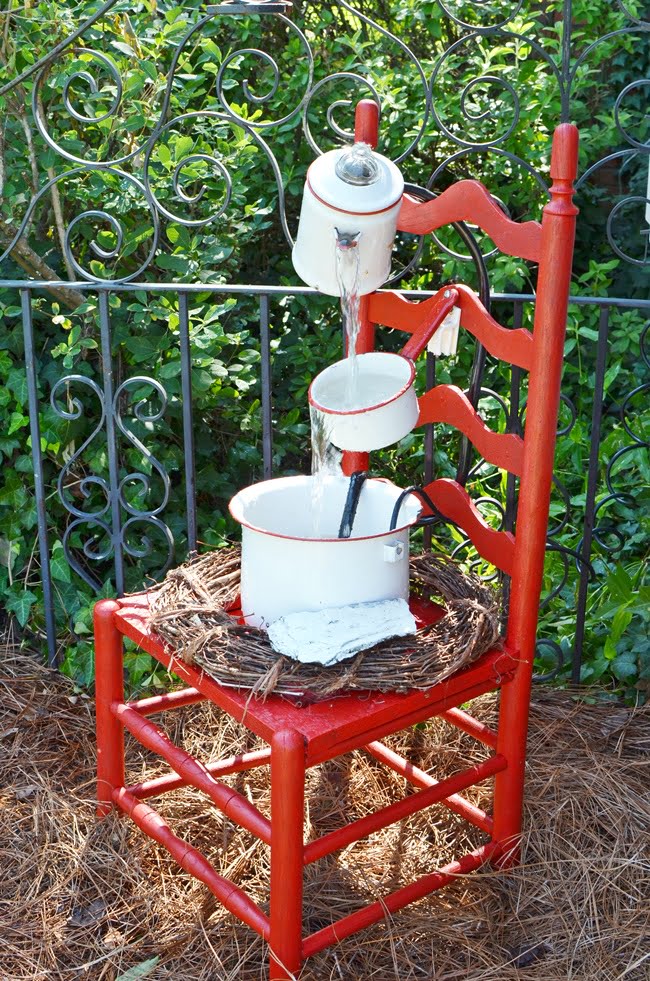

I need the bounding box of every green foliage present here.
[0,1,647,700]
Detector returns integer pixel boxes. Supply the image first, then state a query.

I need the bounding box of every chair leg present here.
[491,673,531,867]
[269,729,306,980]
[94,599,125,818]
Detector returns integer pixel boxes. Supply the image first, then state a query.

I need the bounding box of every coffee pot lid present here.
[307,142,404,215]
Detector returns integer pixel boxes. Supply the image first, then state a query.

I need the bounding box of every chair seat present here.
[114,592,516,766]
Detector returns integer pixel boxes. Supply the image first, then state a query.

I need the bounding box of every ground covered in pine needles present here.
[1,640,648,981]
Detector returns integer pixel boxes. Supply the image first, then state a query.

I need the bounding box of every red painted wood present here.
[94,599,125,818]
[368,285,534,370]
[398,181,542,262]
[302,842,499,957]
[341,447,369,476]
[363,740,493,834]
[439,707,499,749]
[417,384,524,476]
[304,754,505,864]
[400,287,458,361]
[308,652,515,766]
[128,686,206,715]
[455,284,534,369]
[126,747,271,801]
[351,99,378,359]
[421,478,516,575]
[341,283,373,479]
[115,702,272,844]
[113,596,514,765]
[354,98,380,149]
[368,290,434,334]
[493,123,579,852]
[113,788,270,939]
[270,730,306,980]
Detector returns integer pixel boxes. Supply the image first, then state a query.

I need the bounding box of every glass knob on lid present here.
[335,142,380,186]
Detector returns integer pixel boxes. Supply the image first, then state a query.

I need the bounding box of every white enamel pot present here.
[229,475,421,628]
[308,288,459,452]
[309,351,418,452]
[292,143,404,297]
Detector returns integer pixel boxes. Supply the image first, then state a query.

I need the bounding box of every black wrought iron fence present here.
[0,0,648,690]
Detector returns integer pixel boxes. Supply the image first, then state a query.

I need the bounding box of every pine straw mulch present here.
[1,639,649,981]
[148,547,501,697]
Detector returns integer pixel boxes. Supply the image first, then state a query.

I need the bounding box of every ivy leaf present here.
[7,367,28,406]
[606,565,633,605]
[51,543,72,583]
[6,590,38,627]
[8,411,29,435]
[611,652,638,683]
[155,253,192,274]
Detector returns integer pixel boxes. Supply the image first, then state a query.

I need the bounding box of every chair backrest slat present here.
[417,385,525,477]
[368,286,534,370]
[398,180,543,263]
[420,478,516,576]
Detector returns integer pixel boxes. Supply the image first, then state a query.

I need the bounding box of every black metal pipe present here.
[338,471,368,539]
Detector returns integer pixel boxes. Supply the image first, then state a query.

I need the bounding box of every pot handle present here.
[400,287,459,362]
[389,485,452,531]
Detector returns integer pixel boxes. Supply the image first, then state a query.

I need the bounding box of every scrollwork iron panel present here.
[0,0,647,684]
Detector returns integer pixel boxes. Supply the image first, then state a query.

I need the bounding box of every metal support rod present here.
[259,293,274,478]
[178,291,197,553]
[341,100,380,479]
[98,292,124,595]
[20,289,57,667]
[572,305,610,683]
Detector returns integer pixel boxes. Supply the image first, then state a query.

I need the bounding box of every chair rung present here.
[363,740,493,834]
[126,747,272,800]
[304,754,505,864]
[302,841,499,957]
[439,708,499,749]
[114,788,270,939]
[127,687,206,715]
[114,702,272,843]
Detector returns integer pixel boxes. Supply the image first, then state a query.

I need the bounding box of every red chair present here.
[94,109,578,979]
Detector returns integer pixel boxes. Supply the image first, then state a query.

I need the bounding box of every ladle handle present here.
[400,287,459,362]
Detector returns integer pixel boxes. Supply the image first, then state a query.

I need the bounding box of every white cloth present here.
[267,598,416,665]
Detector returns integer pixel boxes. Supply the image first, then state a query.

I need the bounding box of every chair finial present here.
[550,123,579,183]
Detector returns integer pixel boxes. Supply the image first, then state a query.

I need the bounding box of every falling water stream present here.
[309,234,363,537]
[336,232,362,406]
[309,403,339,537]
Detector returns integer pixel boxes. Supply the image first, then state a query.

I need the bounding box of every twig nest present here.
[149,547,502,699]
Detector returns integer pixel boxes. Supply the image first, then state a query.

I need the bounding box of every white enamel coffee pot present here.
[292,142,404,297]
